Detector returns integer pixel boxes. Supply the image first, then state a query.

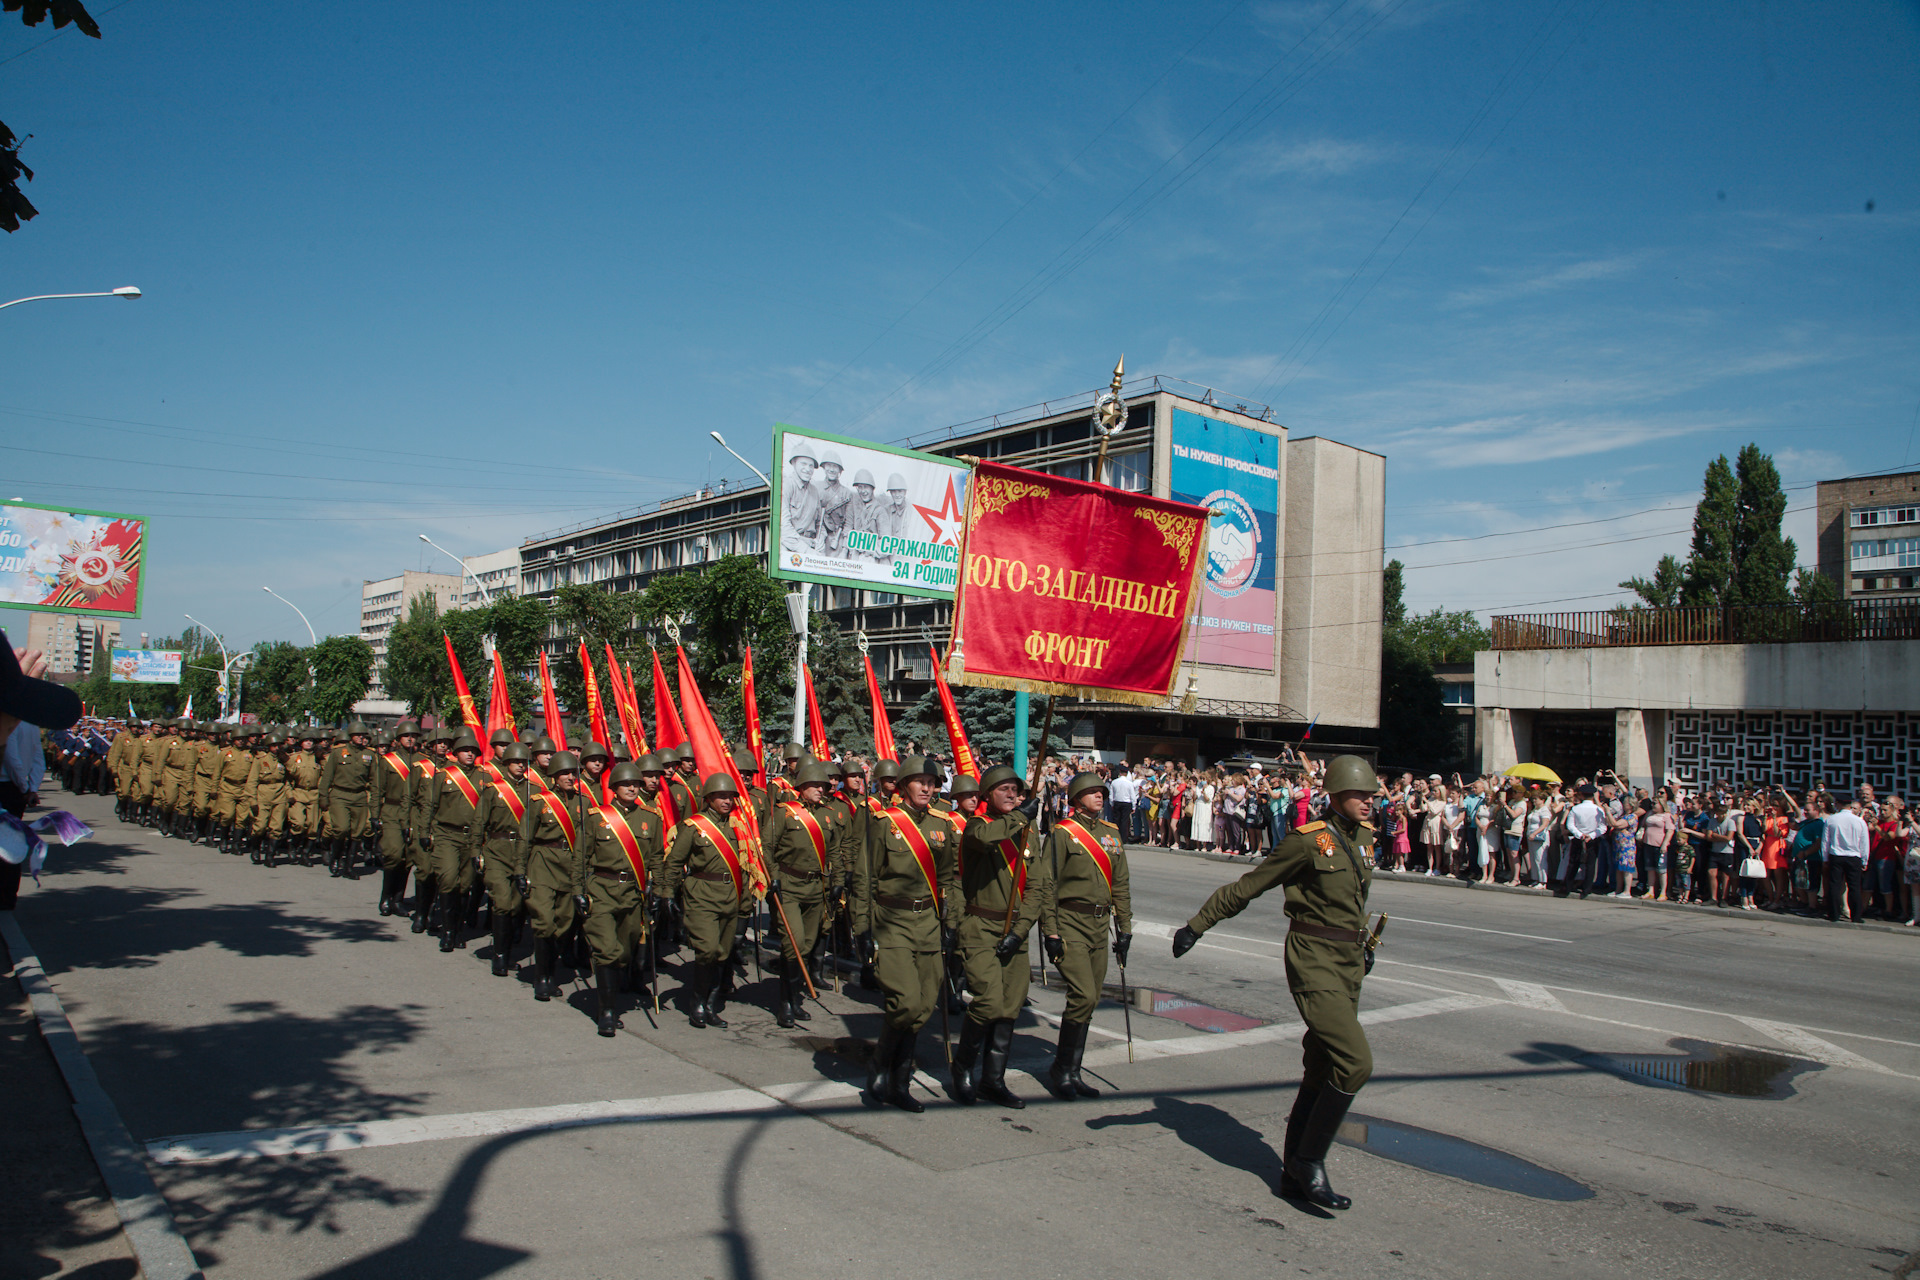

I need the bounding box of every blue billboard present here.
[1168,409,1281,670]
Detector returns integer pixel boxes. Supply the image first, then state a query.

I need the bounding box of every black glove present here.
[993,931,1024,960]
[941,925,957,952]
[858,931,876,964]
[1364,948,1376,975]
[1171,924,1200,957]
[510,874,530,897]
[422,834,434,851]
[768,878,782,897]
[572,893,590,918]
[1043,934,1064,964]
[1113,932,1132,966]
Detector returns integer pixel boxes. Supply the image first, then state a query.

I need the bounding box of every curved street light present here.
[0,286,141,311]
[263,586,321,724]
[710,430,772,489]
[183,612,236,720]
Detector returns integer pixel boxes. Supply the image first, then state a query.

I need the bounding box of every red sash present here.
[997,836,1029,899]
[781,801,829,871]
[443,765,482,810]
[594,803,649,888]
[1056,818,1115,889]
[538,790,579,847]
[416,759,439,780]
[482,760,505,783]
[882,807,941,906]
[382,751,410,779]
[489,777,527,823]
[688,813,745,900]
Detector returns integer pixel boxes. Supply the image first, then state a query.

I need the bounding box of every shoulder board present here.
[1297,821,1326,832]
[1358,821,1375,831]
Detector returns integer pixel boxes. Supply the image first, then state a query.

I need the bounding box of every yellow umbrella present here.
[1504,762,1561,784]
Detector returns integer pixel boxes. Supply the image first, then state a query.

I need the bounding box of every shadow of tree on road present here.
[23,883,391,972]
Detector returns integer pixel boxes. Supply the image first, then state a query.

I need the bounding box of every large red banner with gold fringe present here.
[948,461,1209,706]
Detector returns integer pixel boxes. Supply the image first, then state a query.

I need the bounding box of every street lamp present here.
[183,612,236,720]
[785,587,810,745]
[420,533,495,657]
[263,586,320,724]
[710,431,772,489]
[0,286,141,311]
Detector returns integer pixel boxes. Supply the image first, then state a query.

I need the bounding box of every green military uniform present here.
[284,738,323,860]
[211,737,253,838]
[373,726,418,917]
[318,724,377,873]
[660,777,753,1028]
[188,730,219,839]
[408,735,451,930]
[476,747,535,975]
[107,728,137,819]
[946,765,1045,1107]
[425,737,487,952]
[1178,754,1381,1211]
[247,738,289,863]
[762,760,850,1027]
[1039,774,1131,1101]
[158,725,195,834]
[519,754,592,1001]
[577,763,662,1036]
[134,726,164,818]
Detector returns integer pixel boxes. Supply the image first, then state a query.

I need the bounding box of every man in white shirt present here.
[1566,785,1609,898]
[1109,766,1136,843]
[1820,794,1872,923]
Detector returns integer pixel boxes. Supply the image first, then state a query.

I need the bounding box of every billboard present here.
[769,424,970,601]
[1169,409,1281,670]
[110,648,182,684]
[0,501,147,619]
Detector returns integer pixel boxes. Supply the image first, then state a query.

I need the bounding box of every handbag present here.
[1738,855,1766,880]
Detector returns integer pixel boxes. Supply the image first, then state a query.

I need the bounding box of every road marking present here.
[1734,1017,1899,1076]
[1081,994,1496,1068]
[1386,916,1571,944]
[1494,980,1568,1013]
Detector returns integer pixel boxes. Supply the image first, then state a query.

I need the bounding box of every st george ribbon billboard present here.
[0,501,148,619]
[1168,409,1281,670]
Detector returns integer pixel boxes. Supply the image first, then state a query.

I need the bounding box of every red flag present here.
[484,648,515,760]
[741,645,766,790]
[651,649,686,750]
[539,652,567,751]
[930,646,979,779]
[444,634,482,742]
[863,653,896,761]
[606,641,648,758]
[676,645,768,894]
[803,666,830,760]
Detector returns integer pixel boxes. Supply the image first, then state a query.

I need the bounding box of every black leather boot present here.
[951,1018,986,1105]
[866,1024,901,1104]
[490,910,516,977]
[411,879,437,935]
[1282,1085,1356,1210]
[789,958,811,1022]
[249,830,265,864]
[774,963,796,1029]
[263,836,279,868]
[705,962,730,1029]
[1047,1020,1099,1100]
[378,866,406,917]
[595,966,622,1037]
[889,1029,925,1113]
[687,960,711,1028]
[979,1020,1025,1109]
[533,936,558,1001]
[1279,1084,1320,1198]
[439,889,466,952]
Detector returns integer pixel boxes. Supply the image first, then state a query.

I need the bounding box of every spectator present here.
[1567,784,1608,898]
[1760,793,1794,911]
[1,634,85,909]
[1189,769,1216,852]
[1820,793,1871,923]
[1871,797,1905,920]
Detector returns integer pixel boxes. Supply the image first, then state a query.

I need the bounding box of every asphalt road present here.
[20,787,1920,1280]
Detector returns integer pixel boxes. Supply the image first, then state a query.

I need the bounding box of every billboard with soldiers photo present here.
[769,424,970,601]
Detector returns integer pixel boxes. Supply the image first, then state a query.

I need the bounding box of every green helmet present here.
[579,740,610,762]
[635,752,664,774]
[827,757,849,778]
[427,725,457,745]
[781,741,804,761]
[896,755,937,783]
[1322,754,1380,795]
[450,729,481,754]
[731,745,759,773]
[531,735,557,755]
[498,742,531,764]
[1067,771,1107,803]
[348,720,370,735]
[949,773,980,798]
[702,771,740,798]
[794,759,832,787]
[490,727,517,748]
[871,759,900,783]
[394,719,420,738]
[549,750,580,775]
[609,761,646,786]
[978,764,1026,795]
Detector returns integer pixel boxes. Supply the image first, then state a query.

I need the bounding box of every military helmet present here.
[490,727,517,747]
[731,745,759,772]
[609,761,647,786]
[427,724,457,744]
[702,771,740,798]
[579,740,610,762]
[886,472,907,491]
[498,742,531,764]
[853,468,875,488]
[635,752,665,775]
[788,445,817,466]
[1322,754,1380,796]
[794,758,832,787]
[819,448,843,469]
[268,730,288,745]
[780,741,803,761]
[450,729,481,754]
[895,755,937,783]
[348,720,370,735]
[827,757,849,777]
[948,773,980,798]
[372,731,391,747]
[549,750,580,775]
[394,718,420,737]
[871,758,900,782]
[612,745,632,763]
[530,735,557,755]
[1067,771,1107,803]
[979,764,1026,794]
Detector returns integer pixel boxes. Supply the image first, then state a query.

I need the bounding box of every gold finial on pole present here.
[1093,355,1126,482]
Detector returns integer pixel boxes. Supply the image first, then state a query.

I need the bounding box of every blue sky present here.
[3,0,1916,650]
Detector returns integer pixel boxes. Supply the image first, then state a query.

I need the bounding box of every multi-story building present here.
[22,612,121,683]
[456,547,522,607]
[1816,468,1920,601]
[519,379,1385,764]
[360,571,463,700]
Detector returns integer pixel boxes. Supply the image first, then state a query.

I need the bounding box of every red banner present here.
[929,645,978,778]
[484,649,515,760]
[803,665,830,760]
[741,645,766,790]
[444,634,483,738]
[676,646,768,896]
[606,641,648,759]
[539,651,567,751]
[863,653,896,761]
[949,461,1208,705]
[651,649,686,751]
[579,641,612,756]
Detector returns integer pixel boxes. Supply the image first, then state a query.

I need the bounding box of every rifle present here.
[1114,919,1134,1064]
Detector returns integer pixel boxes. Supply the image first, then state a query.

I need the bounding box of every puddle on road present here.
[1125,988,1267,1033]
[1585,1038,1821,1099]
[1336,1116,1593,1201]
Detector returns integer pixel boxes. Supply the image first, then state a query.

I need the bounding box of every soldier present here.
[853,758,900,990]
[520,750,591,1001]
[159,719,195,838]
[950,765,1043,1109]
[134,720,163,827]
[409,727,453,932]
[762,758,846,1028]
[882,473,909,538]
[665,745,699,821]
[579,739,611,804]
[212,727,254,855]
[781,446,822,553]
[1038,770,1131,1103]
[850,469,884,558]
[188,722,220,843]
[852,755,955,1112]
[285,729,324,864]
[578,760,662,1036]
[374,720,421,916]
[248,731,291,865]
[659,771,754,1028]
[935,772,977,1016]
[528,735,557,789]
[1172,755,1380,1211]
[424,730,487,954]
[475,740,536,977]
[816,449,853,557]
[319,721,377,878]
[770,743,803,801]
[108,722,137,821]
[484,728,516,782]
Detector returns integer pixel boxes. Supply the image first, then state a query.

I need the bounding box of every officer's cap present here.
[702,771,740,798]
[609,761,647,786]
[1067,771,1106,803]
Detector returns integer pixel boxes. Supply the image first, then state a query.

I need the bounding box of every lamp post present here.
[183,612,235,720]
[263,586,320,723]
[710,430,772,489]
[785,587,810,745]
[0,285,141,311]
[419,533,496,657]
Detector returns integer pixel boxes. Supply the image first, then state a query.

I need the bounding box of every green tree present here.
[1727,444,1796,605]
[1793,565,1839,605]
[383,591,455,718]
[245,640,314,723]
[310,635,374,723]
[1382,558,1407,627]
[1621,554,1685,608]
[1679,455,1739,605]
[896,683,1065,769]
[1377,631,1460,770]
[1395,608,1490,666]
[550,582,641,718]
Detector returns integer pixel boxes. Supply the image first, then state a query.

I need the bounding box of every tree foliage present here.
[310,635,374,723]
[3,0,102,233]
[1381,559,1407,628]
[386,590,551,729]
[1621,553,1685,608]
[896,683,1066,769]
[1661,447,1798,608]
[244,640,313,723]
[1395,608,1490,667]
[1374,564,1471,771]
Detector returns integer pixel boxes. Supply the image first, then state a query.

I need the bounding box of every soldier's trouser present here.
[957,915,1030,1025]
[773,885,823,963]
[190,783,216,818]
[212,788,245,824]
[1056,938,1109,1024]
[584,878,646,968]
[526,847,578,939]
[432,826,480,894]
[1292,986,1372,1093]
[136,771,156,802]
[377,819,410,871]
[409,831,435,882]
[874,945,941,1033]
[159,774,187,812]
[255,792,288,838]
[683,903,741,964]
[328,794,372,840]
[483,857,526,917]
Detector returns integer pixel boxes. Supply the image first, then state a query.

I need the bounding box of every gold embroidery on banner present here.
[972,475,1052,520]
[1134,506,1203,569]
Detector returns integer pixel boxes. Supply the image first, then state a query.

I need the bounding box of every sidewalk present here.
[1128,840,1920,938]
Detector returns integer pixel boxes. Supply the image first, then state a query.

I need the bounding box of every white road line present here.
[1386,916,1571,944]
[1082,994,1496,1068]
[1494,979,1569,1013]
[1734,1017,1899,1076]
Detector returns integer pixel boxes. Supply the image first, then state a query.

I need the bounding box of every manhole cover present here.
[1336,1115,1592,1201]
[1585,1039,1822,1099]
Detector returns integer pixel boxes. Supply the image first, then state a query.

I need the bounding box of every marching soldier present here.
[188,723,219,843]
[159,719,195,838]
[319,721,377,877]
[108,722,137,821]
[948,765,1042,1108]
[853,758,899,990]
[247,731,290,864]
[1172,755,1380,1211]
[762,758,846,1028]
[285,729,324,864]
[134,720,164,827]
[1038,771,1131,1103]
[660,772,753,1029]
[425,730,487,953]
[520,750,590,1001]
[528,735,557,788]
[374,720,420,916]
[409,726,452,931]
[852,755,955,1112]
[212,727,254,855]
[475,740,536,977]
[579,740,611,803]
[578,760,662,1036]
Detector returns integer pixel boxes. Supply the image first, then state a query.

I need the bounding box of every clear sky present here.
[4,0,1916,650]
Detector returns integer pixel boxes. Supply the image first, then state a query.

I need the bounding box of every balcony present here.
[1490,599,1920,651]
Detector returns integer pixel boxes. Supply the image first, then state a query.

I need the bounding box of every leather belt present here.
[1058,899,1110,917]
[876,893,935,911]
[965,902,1007,922]
[1289,920,1364,943]
[532,836,566,847]
[593,868,637,882]
[688,870,732,883]
[437,823,470,834]
[777,866,823,883]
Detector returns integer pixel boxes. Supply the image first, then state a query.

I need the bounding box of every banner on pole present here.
[109,648,181,684]
[0,501,147,618]
[949,461,1209,706]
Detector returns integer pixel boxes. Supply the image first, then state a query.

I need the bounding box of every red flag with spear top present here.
[803,665,830,760]
[443,634,483,748]
[485,648,516,759]
[578,641,614,801]
[741,645,766,790]
[606,641,648,758]
[651,649,686,751]
[930,645,979,779]
[539,651,567,751]
[674,645,769,897]
[863,652,896,761]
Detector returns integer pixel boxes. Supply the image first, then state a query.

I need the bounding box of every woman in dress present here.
[1420,784,1447,876]
[1189,769,1217,852]
[1524,791,1552,888]
[1760,793,1793,911]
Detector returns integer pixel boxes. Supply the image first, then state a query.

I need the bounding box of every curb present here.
[1124,842,1919,938]
[1,912,205,1280]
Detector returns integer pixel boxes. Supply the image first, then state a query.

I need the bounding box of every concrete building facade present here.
[361,571,463,700]
[1815,467,1920,602]
[21,612,121,683]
